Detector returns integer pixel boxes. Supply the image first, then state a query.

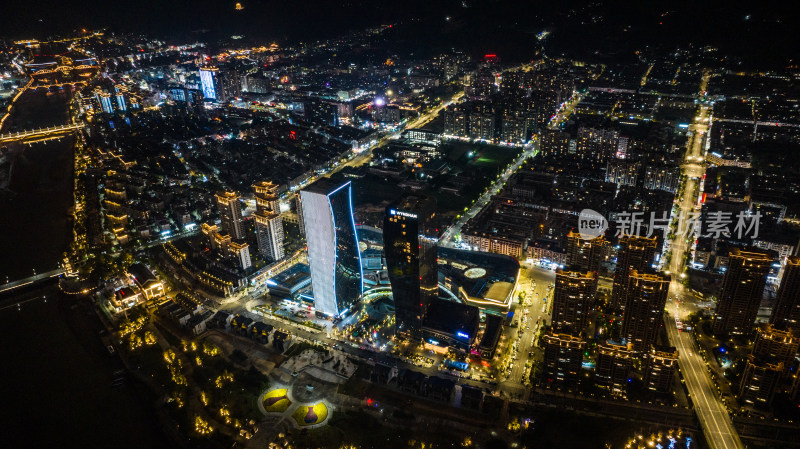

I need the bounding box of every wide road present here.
[664,73,744,449]
[501,263,555,391]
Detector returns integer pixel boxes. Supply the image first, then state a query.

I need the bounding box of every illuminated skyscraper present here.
[199,67,224,102]
[215,191,244,240]
[622,271,670,351]
[611,235,658,310]
[384,194,438,337]
[771,256,800,333]
[253,181,284,261]
[551,270,597,334]
[712,249,773,336]
[300,179,363,316]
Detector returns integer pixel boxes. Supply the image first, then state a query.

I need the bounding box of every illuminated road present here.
[663,73,744,449]
[501,264,555,391]
[281,90,465,202]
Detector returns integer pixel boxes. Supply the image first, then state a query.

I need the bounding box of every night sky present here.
[1,0,798,67]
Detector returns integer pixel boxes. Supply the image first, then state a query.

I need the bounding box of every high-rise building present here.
[622,271,670,352]
[468,103,495,141]
[611,235,658,310]
[737,324,800,409]
[565,231,605,272]
[219,67,242,100]
[643,164,680,193]
[115,92,126,112]
[751,324,799,375]
[712,249,773,336]
[199,67,223,101]
[443,105,468,137]
[596,341,636,398]
[500,109,528,143]
[97,91,114,114]
[739,356,783,410]
[576,127,619,165]
[539,128,572,159]
[300,179,363,317]
[605,160,640,187]
[228,241,252,270]
[645,346,678,393]
[253,181,284,261]
[384,195,438,337]
[771,256,800,333]
[215,191,244,240]
[551,270,597,334]
[540,332,587,390]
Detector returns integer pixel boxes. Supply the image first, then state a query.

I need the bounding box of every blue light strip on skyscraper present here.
[347,182,365,300]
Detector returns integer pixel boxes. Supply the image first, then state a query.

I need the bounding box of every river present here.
[0,87,173,447]
[0,284,171,448]
[0,87,76,282]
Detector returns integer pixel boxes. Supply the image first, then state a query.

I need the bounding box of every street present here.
[663,73,744,449]
[501,263,556,390]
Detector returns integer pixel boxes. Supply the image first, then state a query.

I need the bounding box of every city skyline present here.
[2,5,800,449]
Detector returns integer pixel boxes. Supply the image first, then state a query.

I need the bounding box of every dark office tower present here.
[645,346,678,393]
[611,235,658,311]
[596,341,636,398]
[739,355,783,410]
[712,249,773,336]
[540,332,587,391]
[300,179,363,317]
[771,256,800,333]
[384,195,438,337]
[215,191,244,240]
[622,271,670,352]
[219,67,242,100]
[552,270,597,334]
[566,231,605,272]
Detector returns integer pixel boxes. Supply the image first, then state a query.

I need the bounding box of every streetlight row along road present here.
[664,72,744,449]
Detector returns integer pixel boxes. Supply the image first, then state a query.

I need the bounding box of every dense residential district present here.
[2,17,800,449]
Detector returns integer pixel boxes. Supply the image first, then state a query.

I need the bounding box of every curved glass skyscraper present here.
[300,179,363,316]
